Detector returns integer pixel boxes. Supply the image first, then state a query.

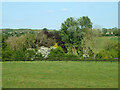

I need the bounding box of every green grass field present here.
[2,61,118,88]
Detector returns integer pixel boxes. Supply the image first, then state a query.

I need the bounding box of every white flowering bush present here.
[83,54,89,58]
[25,46,56,60]
[37,46,56,58]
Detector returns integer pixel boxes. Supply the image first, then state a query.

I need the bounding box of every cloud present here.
[61,8,68,12]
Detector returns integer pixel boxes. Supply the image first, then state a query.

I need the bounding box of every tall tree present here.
[60,16,92,55]
[82,29,102,59]
[36,31,56,47]
[78,16,93,29]
[6,33,36,51]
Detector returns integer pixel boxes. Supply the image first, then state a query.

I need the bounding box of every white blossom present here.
[83,54,89,58]
[37,46,56,58]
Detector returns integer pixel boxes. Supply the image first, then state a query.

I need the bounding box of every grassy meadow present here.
[2,61,118,88]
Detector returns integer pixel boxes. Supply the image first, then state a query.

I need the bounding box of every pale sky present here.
[2,2,118,30]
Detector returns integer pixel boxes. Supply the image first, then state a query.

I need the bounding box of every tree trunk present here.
[94,53,96,59]
[73,46,78,56]
[73,46,75,55]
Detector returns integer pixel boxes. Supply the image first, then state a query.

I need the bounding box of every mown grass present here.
[2,61,118,88]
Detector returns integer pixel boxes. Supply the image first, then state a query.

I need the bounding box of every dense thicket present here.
[1,16,118,61]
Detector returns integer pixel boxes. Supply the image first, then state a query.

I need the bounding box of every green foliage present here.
[25,49,36,61]
[49,46,65,57]
[2,46,13,61]
[97,49,118,59]
[97,39,118,59]
[81,29,102,59]
[2,35,8,49]
[60,16,92,56]
[60,17,84,45]
[102,28,107,35]
[2,35,13,61]
[6,33,36,51]
[64,54,80,61]
[2,17,118,61]
[103,39,116,51]
[102,27,118,36]
[48,47,81,61]
[12,50,25,61]
[47,47,65,61]
[42,28,48,31]
[23,33,36,49]
[78,16,93,29]
[34,53,43,61]
[61,17,76,42]
[36,31,56,47]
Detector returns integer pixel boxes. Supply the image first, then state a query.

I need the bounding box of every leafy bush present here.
[48,47,80,61]
[103,39,115,51]
[97,49,118,59]
[2,46,13,61]
[49,46,65,57]
[6,33,36,51]
[34,53,44,61]
[36,31,56,47]
[25,49,36,61]
[96,38,118,60]
[64,54,80,61]
[12,50,25,61]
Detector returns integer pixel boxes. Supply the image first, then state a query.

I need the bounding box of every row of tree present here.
[2,16,118,61]
[102,27,119,36]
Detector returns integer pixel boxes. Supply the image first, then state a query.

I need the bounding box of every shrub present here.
[6,33,36,51]
[34,53,43,61]
[25,48,36,61]
[47,46,65,61]
[12,50,25,61]
[64,54,80,61]
[37,46,51,58]
[49,46,65,58]
[2,46,13,61]
[103,39,115,51]
[97,49,118,59]
[48,48,81,61]
[53,43,58,48]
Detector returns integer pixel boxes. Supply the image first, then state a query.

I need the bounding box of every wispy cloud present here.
[61,8,68,12]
